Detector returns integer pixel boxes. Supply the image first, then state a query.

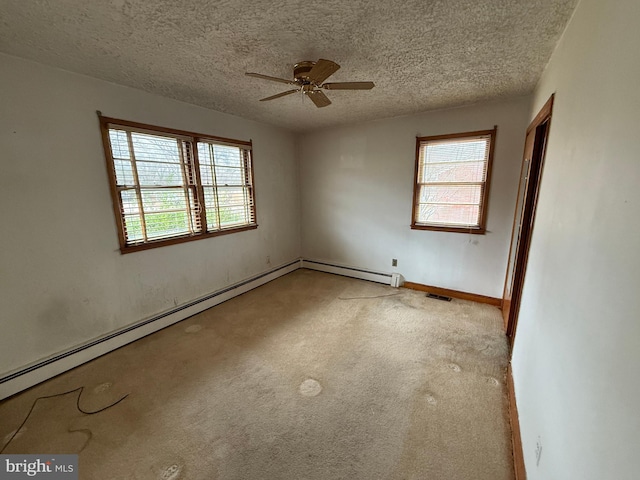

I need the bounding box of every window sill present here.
[410,224,486,234]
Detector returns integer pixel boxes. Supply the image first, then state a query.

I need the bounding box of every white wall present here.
[0,54,300,375]
[298,98,530,298]
[512,0,640,478]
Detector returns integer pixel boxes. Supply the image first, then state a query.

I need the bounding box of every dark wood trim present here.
[509,121,551,341]
[410,136,421,231]
[507,364,526,480]
[415,128,497,143]
[501,140,530,329]
[403,281,502,307]
[479,125,498,232]
[411,127,497,234]
[120,225,258,254]
[98,114,253,147]
[504,94,554,347]
[502,299,512,329]
[527,95,554,135]
[410,224,485,234]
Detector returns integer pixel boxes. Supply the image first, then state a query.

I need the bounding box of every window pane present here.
[144,211,190,239]
[419,184,482,205]
[120,189,139,214]
[197,143,214,185]
[113,159,134,185]
[141,188,187,212]
[198,144,245,186]
[109,130,130,159]
[218,186,248,206]
[219,205,250,228]
[213,145,242,167]
[421,161,486,183]
[202,186,219,230]
[218,186,250,227]
[214,166,244,185]
[135,161,184,186]
[131,133,180,163]
[417,204,480,226]
[424,139,488,164]
[123,214,144,241]
[197,143,211,162]
[199,163,214,186]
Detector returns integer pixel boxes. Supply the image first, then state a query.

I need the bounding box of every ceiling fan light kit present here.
[246,59,375,108]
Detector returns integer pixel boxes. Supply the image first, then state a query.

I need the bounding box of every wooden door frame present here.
[503,94,555,349]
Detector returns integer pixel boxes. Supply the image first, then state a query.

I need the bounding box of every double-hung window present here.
[411,127,496,233]
[99,116,257,253]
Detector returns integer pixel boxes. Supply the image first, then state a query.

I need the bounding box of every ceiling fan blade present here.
[260,89,299,101]
[322,81,375,90]
[307,59,340,84]
[246,72,297,86]
[307,90,332,108]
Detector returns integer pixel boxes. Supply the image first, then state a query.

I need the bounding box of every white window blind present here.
[197,141,256,231]
[101,117,257,252]
[412,128,495,232]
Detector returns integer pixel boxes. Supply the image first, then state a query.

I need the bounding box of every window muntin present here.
[412,128,496,233]
[100,117,257,252]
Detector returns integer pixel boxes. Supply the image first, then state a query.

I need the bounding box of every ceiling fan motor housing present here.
[293,61,316,83]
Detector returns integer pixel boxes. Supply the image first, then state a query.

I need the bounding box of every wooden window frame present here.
[98,114,258,254]
[411,127,497,234]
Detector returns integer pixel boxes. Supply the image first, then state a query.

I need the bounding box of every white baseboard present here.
[0,259,301,400]
[301,259,397,286]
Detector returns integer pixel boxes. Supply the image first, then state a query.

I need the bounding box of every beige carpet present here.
[0,270,514,479]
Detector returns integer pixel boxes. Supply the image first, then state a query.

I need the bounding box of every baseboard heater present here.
[0,259,301,400]
[301,259,401,287]
[1,258,402,400]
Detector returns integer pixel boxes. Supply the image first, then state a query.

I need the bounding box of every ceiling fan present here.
[245,59,374,108]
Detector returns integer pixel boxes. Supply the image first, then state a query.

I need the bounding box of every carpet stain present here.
[93,382,112,394]
[185,325,202,333]
[299,379,322,397]
[425,394,438,406]
[487,376,500,387]
[447,363,462,372]
[68,428,92,453]
[160,463,182,480]
[2,428,24,444]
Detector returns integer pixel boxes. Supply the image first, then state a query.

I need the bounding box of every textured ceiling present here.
[0,0,577,132]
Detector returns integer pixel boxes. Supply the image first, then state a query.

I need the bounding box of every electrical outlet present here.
[535,437,543,467]
[392,259,398,267]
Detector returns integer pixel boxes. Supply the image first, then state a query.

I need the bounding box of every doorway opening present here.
[503,94,554,348]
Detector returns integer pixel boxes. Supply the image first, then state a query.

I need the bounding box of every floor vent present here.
[426,293,452,302]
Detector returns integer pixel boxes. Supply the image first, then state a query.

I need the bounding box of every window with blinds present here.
[411,128,496,233]
[100,116,257,253]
